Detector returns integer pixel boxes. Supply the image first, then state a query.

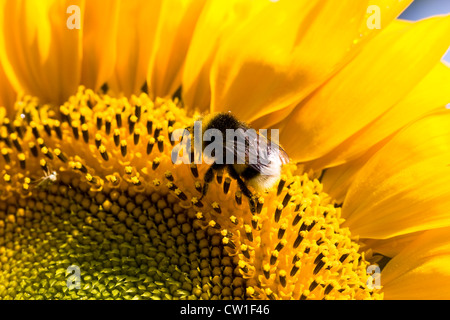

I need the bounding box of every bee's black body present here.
[192,112,289,211]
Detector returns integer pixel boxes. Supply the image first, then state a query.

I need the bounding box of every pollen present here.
[0,86,381,300]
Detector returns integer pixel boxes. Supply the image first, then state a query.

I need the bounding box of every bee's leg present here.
[200,166,214,199]
[200,162,225,199]
[237,178,257,213]
[227,166,256,213]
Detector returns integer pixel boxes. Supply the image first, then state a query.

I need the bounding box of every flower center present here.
[0,86,382,300]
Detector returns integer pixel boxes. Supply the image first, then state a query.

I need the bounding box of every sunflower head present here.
[0,86,382,300]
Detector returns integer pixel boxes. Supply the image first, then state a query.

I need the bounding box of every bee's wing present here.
[224,128,289,173]
[271,141,290,165]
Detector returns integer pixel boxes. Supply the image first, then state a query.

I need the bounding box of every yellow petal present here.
[210,0,412,124]
[309,61,450,169]
[109,0,162,97]
[279,15,450,162]
[80,0,119,92]
[320,140,386,204]
[342,110,450,239]
[182,0,268,112]
[362,231,425,258]
[310,63,450,169]
[0,58,17,117]
[0,0,84,104]
[382,227,450,299]
[320,61,450,201]
[250,102,298,131]
[147,0,207,99]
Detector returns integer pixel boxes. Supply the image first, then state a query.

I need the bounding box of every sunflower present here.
[0,0,450,300]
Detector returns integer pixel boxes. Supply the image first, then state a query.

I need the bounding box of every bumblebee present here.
[186,112,289,208]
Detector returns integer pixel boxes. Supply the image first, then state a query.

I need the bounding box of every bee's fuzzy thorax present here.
[191,112,289,197]
[200,112,245,135]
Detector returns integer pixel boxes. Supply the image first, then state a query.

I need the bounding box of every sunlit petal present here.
[362,231,425,258]
[182,0,268,112]
[279,15,450,162]
[0,0,84,104]
[320,61,450,201]
[80,0,120,92]
[342,110,450,239]
[0,58,16,117]
[308,61,450,169]
[210,0,412,124]
[109,0,162,97]
[382,227,450,299]
[320,139,387,204]
[147,0,207,99]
